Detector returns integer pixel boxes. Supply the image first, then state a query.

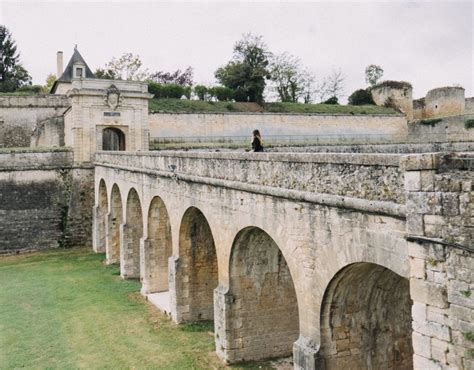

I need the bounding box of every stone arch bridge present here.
[93,151,473,370]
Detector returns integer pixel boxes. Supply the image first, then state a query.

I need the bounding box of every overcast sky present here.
[0,0,472,101]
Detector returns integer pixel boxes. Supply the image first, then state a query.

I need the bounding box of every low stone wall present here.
[95,151,404,204]
[270,141,474,154]
[0,150,93,253]
[0,95,70,148]
[149,112,408,143]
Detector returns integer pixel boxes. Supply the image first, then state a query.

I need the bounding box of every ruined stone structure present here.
[0,48,473,369]
[372,82,469,122]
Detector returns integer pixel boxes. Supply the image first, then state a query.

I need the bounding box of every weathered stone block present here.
[405,171,421,191]
[400,154,440,171]
[412,302,427,323]
[411,279,448,308]
[413,320,451,342]
[412,332,431,357]
[413,354,441,370]
[410,257,426,279]
[407,215,424,235]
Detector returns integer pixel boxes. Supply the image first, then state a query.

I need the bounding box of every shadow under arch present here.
[142,195,173,294]
[175,206,218,322]
[318,262,413,370]
[106,183,122,264]
[220,226,299,363]
[121,187,143,279]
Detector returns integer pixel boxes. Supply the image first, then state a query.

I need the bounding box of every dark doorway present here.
[103,127,125,151]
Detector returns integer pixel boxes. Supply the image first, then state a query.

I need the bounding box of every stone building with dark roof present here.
[51,46,95,94]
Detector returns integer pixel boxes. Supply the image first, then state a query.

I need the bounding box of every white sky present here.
[0,0,473,100]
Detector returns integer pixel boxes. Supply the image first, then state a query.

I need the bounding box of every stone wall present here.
[403,153,473,369]
[408,113,474,142]
[31,116,65,147]
[95,151,404,204]
[0,150,93,253]
[465,98,474,113]
[0,95,70,148]
[148,112,408,143]
[270,141,474,154]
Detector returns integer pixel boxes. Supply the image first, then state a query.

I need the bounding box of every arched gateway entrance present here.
[103,127,125,151]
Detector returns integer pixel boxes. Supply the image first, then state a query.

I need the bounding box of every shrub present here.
[148,82,186,99]
[208,86,234,101]
[183,86,192,99]
[348,89,375,105]
[194,85,208,101]
[464,119,474,129]
[16,85,43,94]
[372,80,412,90]
[323,96,339,105]
[419,118,442,126]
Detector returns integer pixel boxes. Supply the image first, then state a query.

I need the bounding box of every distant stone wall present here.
[149,112,408,143]
[408,113,474,142]
[0,150,93,253]
[0,95,70,148]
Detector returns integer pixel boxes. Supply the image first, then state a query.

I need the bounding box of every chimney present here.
[57,51,63,78]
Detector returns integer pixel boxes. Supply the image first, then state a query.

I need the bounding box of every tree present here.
[365,64,384,86]
[103,53,149,81]
[325,68,345,101]
[43,73,56,93]
[270,52,314,103]
[0,25,31,92]
[148,67,193,86]
[95,67,117,80]
[193,85,209,101]
[215,33,271,104]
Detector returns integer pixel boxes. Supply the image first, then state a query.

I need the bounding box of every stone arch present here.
[141,196,173,294]
[106,183,122,264]
[318,262,413,370]
[102,127,125,151]
[121,187,143,279]
[93,179,108,253]
[218,226,299,363]
[175,206,218,322]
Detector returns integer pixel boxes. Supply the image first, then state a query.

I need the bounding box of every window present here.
[75,67,83,78]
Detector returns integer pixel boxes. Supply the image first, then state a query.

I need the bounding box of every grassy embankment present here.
[149,98,397,115]
[0,248,274,369]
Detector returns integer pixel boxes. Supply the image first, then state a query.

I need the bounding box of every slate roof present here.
[57,47,95,82]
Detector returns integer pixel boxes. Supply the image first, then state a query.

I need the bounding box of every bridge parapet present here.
[95,150,404,204]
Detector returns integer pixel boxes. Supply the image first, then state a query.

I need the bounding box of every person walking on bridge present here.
[252,129,264,152]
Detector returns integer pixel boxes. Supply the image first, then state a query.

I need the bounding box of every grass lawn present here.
[148,98,397,115]
[0,248,274,369]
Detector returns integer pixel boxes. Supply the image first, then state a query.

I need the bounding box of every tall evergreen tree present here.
[0,25,31,92]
